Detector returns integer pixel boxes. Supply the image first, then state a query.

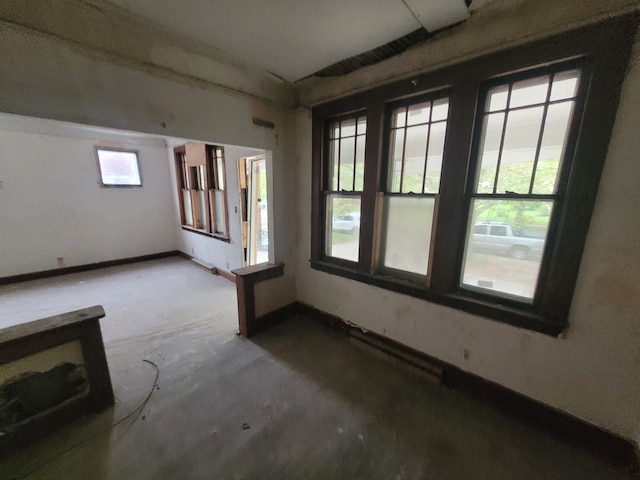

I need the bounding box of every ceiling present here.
[104,0,470,82]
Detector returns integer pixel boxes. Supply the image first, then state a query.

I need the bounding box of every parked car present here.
[470,222,545,260]
[332,213,360,235]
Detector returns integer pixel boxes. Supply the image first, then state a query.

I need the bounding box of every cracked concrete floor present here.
[0,257,632,479]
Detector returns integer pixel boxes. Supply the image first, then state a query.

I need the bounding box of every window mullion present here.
[420,105,433,194]
[492,85,512,194]
[429,79,480,292]
[359,103,384,273]
[528,75,554,194]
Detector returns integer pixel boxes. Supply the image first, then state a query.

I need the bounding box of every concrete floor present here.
[0,257,632,479]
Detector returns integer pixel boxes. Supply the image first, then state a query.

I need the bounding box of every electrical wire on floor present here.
[7,359,160,480]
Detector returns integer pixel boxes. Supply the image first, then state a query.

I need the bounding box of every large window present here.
[460,68,580,302]
[324,116,366,263]
[311,15,637,334]
[381,95,449,278]
[174,143,229,240]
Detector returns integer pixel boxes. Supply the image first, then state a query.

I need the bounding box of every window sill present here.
[180,226,231,243]
[309,259,564,336]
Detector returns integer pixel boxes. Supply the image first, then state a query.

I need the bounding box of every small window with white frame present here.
[95,147,142,187]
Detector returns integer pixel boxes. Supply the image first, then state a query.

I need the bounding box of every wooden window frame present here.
[174,144,230,242]
[310,14,638,335]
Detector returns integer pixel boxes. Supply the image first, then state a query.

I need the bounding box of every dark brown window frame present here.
[174,144,230,242]
[310,14,638,335]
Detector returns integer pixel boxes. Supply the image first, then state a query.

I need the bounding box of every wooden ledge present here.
[232,263,284,337]
[232,262,283,281]
[0,305,114,457]
[0,306,105,345]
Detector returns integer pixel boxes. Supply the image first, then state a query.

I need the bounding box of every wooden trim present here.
[293,302,639,474]
[173,146,187,226]
[232,263,284,337]
[216,268,236,283]
[251,302,299,336]
[429,78,477,292]
[360,102,383,273]
[310,259,562,335]
[180,225,231,242]
[311,110,324,261]
[176,251,236,283]
[0,305,105,345]
[0,306,114,458]
[0,251,180,286]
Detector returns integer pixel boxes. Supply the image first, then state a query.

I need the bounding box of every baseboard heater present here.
[348,329,443,384]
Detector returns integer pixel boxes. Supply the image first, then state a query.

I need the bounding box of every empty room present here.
[1,0,639,478]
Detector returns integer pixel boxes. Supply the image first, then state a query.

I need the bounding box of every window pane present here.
[487,85,508,112]
[509,75,550,108]
[329,117,366,192]
[339,136,355,191]
[402,125,428,193]
[214,190,226,234]
[341,118,356,137]
[496,106,544,194]
[407,101,430,125]
[329,139,339,190]
[461,199,552,301]
[533,101,574,194]
[216,157,225,190]
[357,116,367,135]
[431,98,449,121]
[326,195,361,262]
[196,190,207,229]
[197,165,206,190]
[424,121,447,193]
[476,113,505,193]
[97,149,141,186]
[389,128,405,192]
[183,190,193,226]
[550,70,579,101]
[354,135,366,191]
[330,122,340,139]
[381,196,435,276]
[179,161,188,189]
[392,107,406,128]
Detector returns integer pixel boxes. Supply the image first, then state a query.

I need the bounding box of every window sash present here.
[174,145,229,238]
[459,65,583,305]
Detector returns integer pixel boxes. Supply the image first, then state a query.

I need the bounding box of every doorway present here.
[239,155,269,266]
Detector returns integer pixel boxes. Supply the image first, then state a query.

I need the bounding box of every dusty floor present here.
[0,257,632,479]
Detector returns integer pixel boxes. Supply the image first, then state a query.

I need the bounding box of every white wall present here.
[295,14,640,444]
[0,14,298,313]
[0,115,177,277]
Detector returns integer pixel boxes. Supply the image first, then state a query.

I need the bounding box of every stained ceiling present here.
[103,0,470,82]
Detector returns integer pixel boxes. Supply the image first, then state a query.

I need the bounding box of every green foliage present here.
[473,159,558,230]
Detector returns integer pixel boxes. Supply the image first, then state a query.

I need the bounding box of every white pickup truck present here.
[470,222,545,260]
